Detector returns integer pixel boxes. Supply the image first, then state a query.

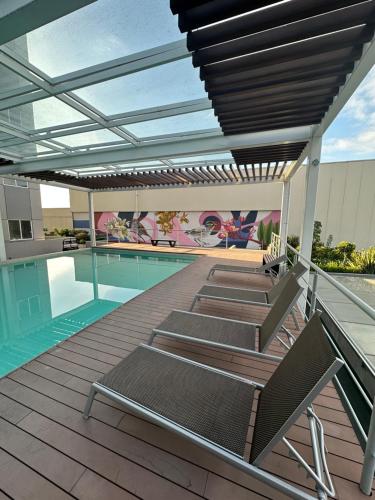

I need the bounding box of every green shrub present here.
[313,245,338,262]
[287,235,300,249]
[313,220,322,245]
[74,231,90,242]
[318,260,362,273]
[336,241,356,258]
[349,247,375,274]
[54,227,71,237]
[264,220,273,247]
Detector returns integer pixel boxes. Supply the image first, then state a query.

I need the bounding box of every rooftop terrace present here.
[0,1,375,498]
[0,248,370,499]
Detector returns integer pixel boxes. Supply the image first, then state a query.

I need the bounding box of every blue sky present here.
[11,0,374,204]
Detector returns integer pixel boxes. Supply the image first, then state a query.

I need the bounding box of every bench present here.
[151,239,176,247]
[63,237,79,251]
[263,253,281,275]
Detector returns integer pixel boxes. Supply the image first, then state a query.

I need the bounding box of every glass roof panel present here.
[5,0,183,77]
[125,110,219,138]
[57,130,124,148]
[0,63,31,94]
[2,97,88,131]
[171,152,234,163]
[117,161,163,168]
[74,59,205,115]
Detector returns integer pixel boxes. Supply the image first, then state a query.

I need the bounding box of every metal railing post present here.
[309,271,319,319]
[361,398,375,495]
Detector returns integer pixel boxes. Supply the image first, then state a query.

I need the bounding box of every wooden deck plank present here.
[0,448,74,500]
[0,247,370,499]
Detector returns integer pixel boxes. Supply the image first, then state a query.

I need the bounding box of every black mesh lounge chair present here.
[191,261,307,329]
[207,253,287,283]
[83,313,343,499]
[149,274,303,359]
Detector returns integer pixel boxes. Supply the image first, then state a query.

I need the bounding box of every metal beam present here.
[300,136,322,263]
[0,98,212,148]
[88,191,96,246]
[2,126,313,174]
[0,0,96,45]
[0,40,189,110]
[279,180,291,256]
[284,37,375,180]
[316,37,375,136]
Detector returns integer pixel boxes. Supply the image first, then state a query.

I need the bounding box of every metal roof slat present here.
[187,0,370,50]
[213,164,227,182]
[192,1,375,67]
[200,25,372,79]
[271,162,279,180]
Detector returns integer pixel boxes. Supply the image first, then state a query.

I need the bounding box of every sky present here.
[10,0,375,207]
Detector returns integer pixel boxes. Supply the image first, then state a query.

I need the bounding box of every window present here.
[3,178,28,188]
[8,220,33,240]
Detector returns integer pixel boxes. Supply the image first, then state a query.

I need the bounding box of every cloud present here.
[342,67,375,123]
[323,130,375,156]
[323,68,375,160]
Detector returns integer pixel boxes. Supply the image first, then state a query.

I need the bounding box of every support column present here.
[0,189,6,261]
[88,191,96,247]
[300,136,322,262]
[298,136,322,315]
[279,179,291,256]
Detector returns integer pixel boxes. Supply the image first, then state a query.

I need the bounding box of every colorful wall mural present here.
[95,210,280,249]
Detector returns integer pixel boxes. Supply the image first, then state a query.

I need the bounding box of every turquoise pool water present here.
[0,248,195,378]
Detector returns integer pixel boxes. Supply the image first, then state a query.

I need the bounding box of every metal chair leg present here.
[189,296,199,311]
[291,307,300,331]
[83,386,97,419]
[148,332,156,345]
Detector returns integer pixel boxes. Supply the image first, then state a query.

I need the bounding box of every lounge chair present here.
[207,253,287,283]
[149,273,302,358]
[191,261,307,329]
[83,313,343,499]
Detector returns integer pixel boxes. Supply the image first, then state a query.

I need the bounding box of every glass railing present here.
[270,232,375,494]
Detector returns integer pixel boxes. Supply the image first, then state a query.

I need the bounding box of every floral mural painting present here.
[95,210,280,249]
[155,211,189,235]
[105,217,130,240]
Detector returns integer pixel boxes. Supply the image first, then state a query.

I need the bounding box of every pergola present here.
[0,0,375,263]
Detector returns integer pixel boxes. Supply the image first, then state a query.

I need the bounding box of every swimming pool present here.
[0,248,195,378]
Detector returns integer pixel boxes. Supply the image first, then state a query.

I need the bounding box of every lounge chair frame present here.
[207,254,287,283]
[150,309,296,360]
[83,343,342,500]
[190,283,300,330]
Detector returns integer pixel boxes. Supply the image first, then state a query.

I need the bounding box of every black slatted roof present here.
[0,158,13,166]
[23,162,290,190]
[171,0,375,136]
[231,142,307,164]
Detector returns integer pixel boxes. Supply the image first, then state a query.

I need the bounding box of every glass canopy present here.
[0,0,227,173]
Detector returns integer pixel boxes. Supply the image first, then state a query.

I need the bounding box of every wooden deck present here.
[0,246,371,499]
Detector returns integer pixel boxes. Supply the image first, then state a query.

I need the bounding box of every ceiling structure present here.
[25,159,290,190]
[0,0,374,191]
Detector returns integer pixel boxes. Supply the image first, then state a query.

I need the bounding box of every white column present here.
[0,188,6,261]
[279,179,291,256]
[0,221,6,261]
[88,191,96,247]
[300,136,322,261]
[298,136,322,315]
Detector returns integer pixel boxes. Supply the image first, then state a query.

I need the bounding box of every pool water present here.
[0,248,195,378]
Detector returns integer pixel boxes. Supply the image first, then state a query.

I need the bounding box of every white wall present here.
[45,160,375,250]
[69,182,283,212]
[288,160,375,248]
